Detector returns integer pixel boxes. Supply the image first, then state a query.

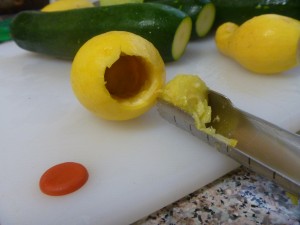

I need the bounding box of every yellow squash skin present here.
[71,31,166,121]
[215,14,300,75]
[41,0,93,12]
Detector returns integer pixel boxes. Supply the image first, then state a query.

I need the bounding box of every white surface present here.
[1,38,300,225]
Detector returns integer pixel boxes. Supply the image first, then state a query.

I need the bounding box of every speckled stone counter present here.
[133,166,300,225]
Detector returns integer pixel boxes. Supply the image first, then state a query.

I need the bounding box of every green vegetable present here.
[100,0,143,6]
[145,0,216,39]
[10,3,192,62]
[211,0,300,26]
[0,17,12,43]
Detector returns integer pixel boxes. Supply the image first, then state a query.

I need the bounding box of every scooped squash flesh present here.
[160,74,237,147]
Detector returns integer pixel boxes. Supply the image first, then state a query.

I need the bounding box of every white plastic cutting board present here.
[1,38,300,225]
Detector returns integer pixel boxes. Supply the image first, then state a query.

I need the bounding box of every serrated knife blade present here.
[157,90,300,197]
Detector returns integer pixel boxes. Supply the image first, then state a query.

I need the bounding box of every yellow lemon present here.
[215,14,300,74]
[41,0,93,12]
[71,31,165,121]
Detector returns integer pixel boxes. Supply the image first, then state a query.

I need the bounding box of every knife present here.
[157,89,300,197]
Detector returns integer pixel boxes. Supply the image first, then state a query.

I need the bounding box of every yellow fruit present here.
[215,14,300,74]
[41,0,93,12]
[71,31,165,121]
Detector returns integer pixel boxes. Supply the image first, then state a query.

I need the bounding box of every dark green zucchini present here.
[211,0,300,27]
[0,17,12,43]
[10,3,192,62]
[145,0,216,39]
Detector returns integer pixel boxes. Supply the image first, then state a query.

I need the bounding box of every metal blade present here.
[157,90,300,197]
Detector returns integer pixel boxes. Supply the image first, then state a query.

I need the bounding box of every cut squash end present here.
[172,17,192,61]
[100,0,143,6]
[195,3,216,37]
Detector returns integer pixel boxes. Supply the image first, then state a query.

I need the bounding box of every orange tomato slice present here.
[39,162,89,196]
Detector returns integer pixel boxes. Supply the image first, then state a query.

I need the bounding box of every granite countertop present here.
[133,166,300,225]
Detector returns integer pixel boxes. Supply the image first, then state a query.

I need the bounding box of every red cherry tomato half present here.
[39,162,89,196]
